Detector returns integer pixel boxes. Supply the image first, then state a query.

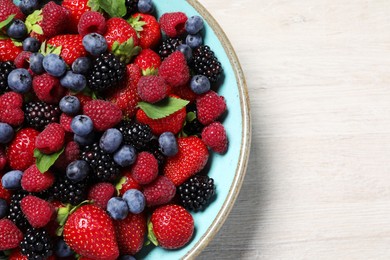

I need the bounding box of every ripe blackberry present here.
[178,175,215,211]
[87,52,125,91]
[117,121,154,151]
[24,101,61,130]
[7,191,30,232]
[145,139,166,167]
[20,228,53,259]
[125,0,139,16]
[81,143,120,181]
[0,61,16,92]
[52,176,88,205]
[158,38,183,60]
[192,45,223,83]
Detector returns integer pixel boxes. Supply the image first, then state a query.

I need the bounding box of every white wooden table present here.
[197,0,390,259]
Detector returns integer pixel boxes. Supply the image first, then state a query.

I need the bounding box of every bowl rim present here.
[183,0,252,259]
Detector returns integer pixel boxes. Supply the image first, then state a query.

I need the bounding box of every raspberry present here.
[54,141,80,171]
[20,195,54,228]
[14,51,31,69]
[0,148,6,171]
[196,91,226,125]
[39,1,70,39]
[143,176,176,207]
[78,11,107,36]
[201,122,228,154]
[131,152,158,185]
[88,182,115,209]
[0,92,24,127]
[21,164,55,193]
[137,75,168,103]
[32,73,66,104]
[159,12,188,38]
[83,100,123,132]
[158,51,190,88]
[60,113,74,132]
[0,219,23,251]
[35,123,65,154]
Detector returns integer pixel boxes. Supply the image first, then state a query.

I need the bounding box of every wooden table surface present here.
[197,0,390,259]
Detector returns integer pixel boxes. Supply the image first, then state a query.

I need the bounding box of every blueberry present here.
[71,115,94,137]
[138,0,153,13]
[100,128,123,153]
[0,123,14,144]
[158,132,178,156]
[74,132,96,146]
[42,53,67,77]
[0,199,7,219]
[55,238,73,258]
[107,197,129,220]
[20,0,39,15]
[113,145,137,167]
[59,95,80,115]
[7,68,32,93]
[7,19,27,40]
[120,256,137,260]
[1,170,23,190]
[185,15,204,34]
[186,33,203,49]
[72,57,91,74]
[66,160,90,182]
[60,71,86,92]
[190,75,210,95]
[29,53,44,74]
[176,44,192,62]
[23,37,40,52]
[123,189,145,214]
[82,33,108,56]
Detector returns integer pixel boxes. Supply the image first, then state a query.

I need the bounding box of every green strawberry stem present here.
[147,221,159,247]
[115,176,127,196]
[112,38,141,64]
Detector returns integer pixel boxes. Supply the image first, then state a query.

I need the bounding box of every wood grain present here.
[197,0,390,259]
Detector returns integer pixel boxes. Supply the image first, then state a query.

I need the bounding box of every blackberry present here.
[20,228,53,259]
[125,0,139,16]
[24,101,61,130]
[7,191,30,232]
[178,175,215,211]
[145,139,166,167]
[117,121,154,151]
[192,45,223,83]
[87,53,125,91]
[81,143,120,181]
[52,176,88,205]
[0,61,16,92]
[158,38,183,60]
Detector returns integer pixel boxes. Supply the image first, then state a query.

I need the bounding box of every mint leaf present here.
[34,148,64,173]
[98,0,126,17]
[0,14,15,30]
[138,97,189,120]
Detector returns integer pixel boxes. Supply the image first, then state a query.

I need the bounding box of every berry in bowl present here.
[0,0,251,259]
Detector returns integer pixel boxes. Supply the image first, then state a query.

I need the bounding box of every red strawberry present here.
[130,13,161,49]
[32,73,66,104]
[88,182,115,209]
[201,122,228,154]
[0,174,11,202]
[163,137,209,186]
[0,0,24,21]
[62,0,91,32]
[20,195,54,228]
[8,249,28,260]
[196,90,226,125]
[47,34,87,65]
[159,12,188,38]
[104,17,139,51]
[158,51,190,88]
[131,152,158,185]
[143,176,176,207]
[78,11,106,36]
[83,100,123,131]
[0,219,23,250]
[7,128,39,170]
[14,51,32,69]
[21,164,55,192]
[63,204,119,260]
[35,123,65,154]
[134,49,161,75]
[0,148,6,171]
[0,39,22,62]
[0,92,24,127]
[54,141,80,170]
[150,204,194,249]
[118,170,142,196]
[137,75,168,103]
[115,213,146,255]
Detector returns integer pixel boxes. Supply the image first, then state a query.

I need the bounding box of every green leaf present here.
[147,221,159,246]
[98,0,126,17]
[56,204,71,227]
[186,111,196,122]
[142,67,158,76]
[0,14,15,30]
[11,39,23,47]
[87,0,101,11]
[0,34,9,40]
[31,24,43,35]
[127,15,146,37]
[138,97,190,120]
[112,38,141,64]
[115,176,127,196]
[34,148,64,173]
[25,10,42,33]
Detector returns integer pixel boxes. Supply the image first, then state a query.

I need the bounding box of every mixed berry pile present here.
[0,0,228,259]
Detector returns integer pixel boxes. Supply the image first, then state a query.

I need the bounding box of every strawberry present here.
[104,17,139,51]
[150,204,194,249]
[21,164,55,192]
[88,182,115,209]
[32,73,66,104]
[35,123,65,154]
[0,0,24,22]
[130,13,161,49]
[61,0,91,32]
[143,176,176,207]
[8,249,28,260]
[0,92,24,127]
[0,219,23,250]
[158,51,190,88]
[47,34,87,65]
[83,100,123,131]
[7,128,39,170]
[137,75,168,103]
[63,204,119,260]
[20,195,54,228]
[118,170,142,196]
[131,152,158,185]
[134,49,161,75]
[115,213,147,255]
[196,90,227,125]
[0,39,22,62]
[0,174,11,202]
[163,136,209,186]
[159,12,188,38]
[201,122,228,154]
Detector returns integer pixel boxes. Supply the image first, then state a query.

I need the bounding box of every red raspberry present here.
[159,12,188,38]
[21,164,55,192]
[88,182,115,209]
[201,122,228,154]
[78,11,107,36]
[158,51,190,88]
[0,91,23,107]
[54,141,80,171]
[0,92,24,127]
[83,100,123,131]
[35,123,65,154]
[14,51,31,69]
[0,148,6,171]
[38,1,70,39]
[6,128,39,170]
[0,219,23,251]
[33,73,66,104]
[196,90,226,125]
[60,113,73,132]
[118,170,142,196]
[20,195,54,228]
[137,75,168,103]
[143,176,176,207]
[131,152,158,185]
[173,84,198,102]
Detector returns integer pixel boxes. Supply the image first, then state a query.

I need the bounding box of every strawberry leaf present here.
[115,176,127,196]
[87,0,101,12]
[112,38,141,64]
[34,148,64,173]
[31,24,43,35]
[138,97,189,120]
[186,111,196,122]
[147,221,159,246]
[11,39,23,47]
[97,0,126,18]
[0,14,15,30]
[142,67,158,76]
[128,15,146,37]
[25,10,42,34]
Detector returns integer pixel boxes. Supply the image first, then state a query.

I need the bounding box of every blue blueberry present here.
[123,189,145,214]
[72,57,91,74]
[59,95,80,115]
[71,115,93,137]
[100,128,123,153]
[7,19,27,40]
[60,71,86,92]
[185,15,204,34]
[82,33,108,56]
[66,160,90,182]
[113,145,137,167]
[7,68,32,93]
[29,53,44,74]
[74,132,96,146]
[176,44,192,62]
[55,238,73,258]
[1,170,23,190]
[120,256,136,260]
[42,53,67,77]
[20,0,39,15]
[107,197,129,220]
[138,0,153,13]
[158,132,178,157]
[190,75,210,95]
[0,123,14,144]
[23,37,40,52]
[186,33,203,49]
